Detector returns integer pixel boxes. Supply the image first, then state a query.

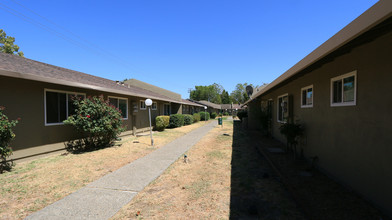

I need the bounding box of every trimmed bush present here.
[0,106,19,173]
[237,110,248,121]
[224,112,229,116]
[183,114,194,125]
[211,112,217,119]
[64,95,125,153]
[199,112,210,121]
[193,113,201,123]
[155,115,170,131]
[169,114,185,128]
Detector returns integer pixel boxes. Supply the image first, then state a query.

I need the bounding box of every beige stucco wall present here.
[0,76,166,159]
[247,31,392,215]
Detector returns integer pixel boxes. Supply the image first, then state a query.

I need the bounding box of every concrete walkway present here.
[26,121,217,220]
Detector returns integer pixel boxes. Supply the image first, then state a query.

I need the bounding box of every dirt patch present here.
[251,130,389,220]
[0,122,205,220]
[111,120,304,219]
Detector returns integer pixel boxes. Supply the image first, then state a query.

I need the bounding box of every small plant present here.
[0,106,19,173]
[237,110,247,121]
[193,113,201,123]
[211,112,217,119]
[199,112,210,121]
[218,113,222,117]
[183,114,194,125]
[63,95,125,153]
[279,121,304,158]
[169,114,185,128]
[224,112,229,116]
[155,116,170,131]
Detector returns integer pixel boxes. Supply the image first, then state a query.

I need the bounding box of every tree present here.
[220,90,231,104]
[0,29,24,57]
[230,83,258,104]
[63,95,125,152]
[190,83,223,104]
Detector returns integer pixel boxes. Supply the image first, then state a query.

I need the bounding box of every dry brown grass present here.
[112,121,234,220]
[0,122,205,220]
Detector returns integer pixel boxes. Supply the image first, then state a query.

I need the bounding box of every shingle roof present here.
[245,0,392,104]
[181,99,204,107]
[0,52,180,103]
[188,100,221,109]
[221,104,242,110]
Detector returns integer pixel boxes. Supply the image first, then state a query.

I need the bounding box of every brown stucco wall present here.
[247,31,392,215]
[0,75,166,159]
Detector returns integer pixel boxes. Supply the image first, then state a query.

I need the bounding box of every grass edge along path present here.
[0,121,206,220]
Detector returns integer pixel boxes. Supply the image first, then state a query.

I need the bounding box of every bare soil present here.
[112,120,304,219]
[250,130,389,220]
[0,122,205,220]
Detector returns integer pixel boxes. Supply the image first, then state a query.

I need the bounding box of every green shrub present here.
[211,112,217,119]
[237,110,248,121]
[224,112,229,116]
[0,106,19,173]
[155,116,170,131]
[63,95,125,153]
[183,114,194,125]
[169,114,185,128]
[193,113,201,123]
[218,113,222,117]
[199,112,210,121]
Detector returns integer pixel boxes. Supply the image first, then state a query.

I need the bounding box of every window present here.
[164,104,171,115]
[331,71,357,106]
[277,94,289,123]
[109,97,128,119]
[152,102,157,110]
[140,100,146,110]
[301,85,313,108]
[45,89,85,125]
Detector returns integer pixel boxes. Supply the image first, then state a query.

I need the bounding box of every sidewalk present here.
[26,120,217,220]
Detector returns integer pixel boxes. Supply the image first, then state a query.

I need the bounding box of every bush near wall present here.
[0,106,19,173]
[211,112,217,119]
[64,95,125,153]
[183,114,194,125]
[237,110,248,121]
[199,112,210,121]
[169,114,185,128]
[155,115,170,131]
[193,113,201,123]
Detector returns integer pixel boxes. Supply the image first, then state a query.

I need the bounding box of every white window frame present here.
[277,93,289,123]
[151,102,157,110]
[44,89,86,126]
[330,71,357,107]
[140,100,146,110]
[301,85,313,108]
[108,96,128,120]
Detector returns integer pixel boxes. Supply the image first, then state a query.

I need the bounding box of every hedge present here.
[183,114,194,125]
[211,112,217,119]
[193,113,201,123]
[155,115,170,131]
[169,114,185,128]
[199,112,210,121]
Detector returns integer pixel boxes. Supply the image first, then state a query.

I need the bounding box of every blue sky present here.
[1,0,378,98]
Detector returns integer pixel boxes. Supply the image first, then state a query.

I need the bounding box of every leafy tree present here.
[0,29,24,57]
[220,90,231,104]
[0,106,19,173]
[63,95,125,152]
[230,83,261,104]
[190,83,223,104]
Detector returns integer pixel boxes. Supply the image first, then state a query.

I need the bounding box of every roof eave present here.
[248,0,392,104]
